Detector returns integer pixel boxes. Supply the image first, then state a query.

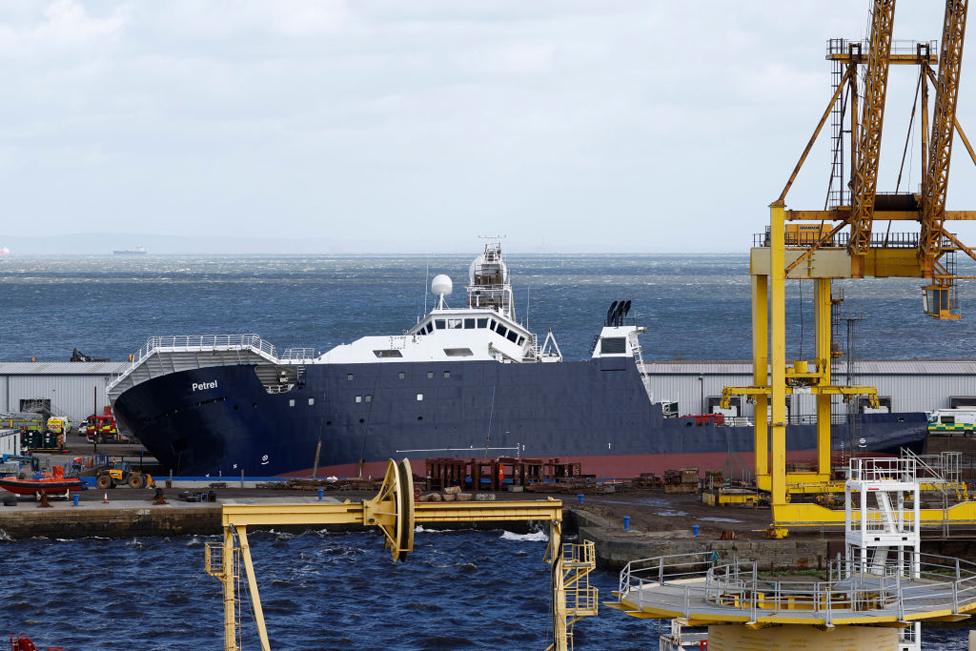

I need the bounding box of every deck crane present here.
[723,0,976,537]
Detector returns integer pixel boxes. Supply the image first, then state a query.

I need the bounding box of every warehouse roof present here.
[0,362,126,375]
[643,360,976,375]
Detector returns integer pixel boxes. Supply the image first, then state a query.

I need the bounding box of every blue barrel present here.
[576,493,585,505]
[692,524,700,537]
[317,488,325,501]
[623,515,631,531]
[72,494,80,507]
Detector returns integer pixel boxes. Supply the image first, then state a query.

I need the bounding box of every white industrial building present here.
[0,362,126,423]
[642,360,976,418]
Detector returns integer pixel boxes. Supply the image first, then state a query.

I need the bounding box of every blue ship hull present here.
[112,357,928,478]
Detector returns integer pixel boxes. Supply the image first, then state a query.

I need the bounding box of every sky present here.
[3,0,976,254]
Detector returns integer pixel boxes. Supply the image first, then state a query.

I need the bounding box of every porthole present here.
[417,416,424,421]
[288,399,295,407]
[443,371,450,379]
[308,398,315,406]
[426,371,434,379]
[398,372,406,380]
[346,373,354,381]
[358,418,365,424]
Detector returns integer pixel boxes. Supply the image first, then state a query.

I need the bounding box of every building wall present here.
[646,369,976,417]
[0,374,113,423]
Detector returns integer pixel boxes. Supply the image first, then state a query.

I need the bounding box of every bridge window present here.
[477,318,488,328]
[506,330,518,343]
[447,318,462,329]
[600,337,627,354]
[496,324,508,338]
[517,336,525,346]
[434,319,446,330]
[464,318,475,328]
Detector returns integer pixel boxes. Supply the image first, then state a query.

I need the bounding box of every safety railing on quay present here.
[848,456,918,483]
[617,551,976,623]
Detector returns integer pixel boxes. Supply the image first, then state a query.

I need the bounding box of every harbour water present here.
[2,530,656,649]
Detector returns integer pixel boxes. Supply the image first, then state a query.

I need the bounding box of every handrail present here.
[618,551,976,619]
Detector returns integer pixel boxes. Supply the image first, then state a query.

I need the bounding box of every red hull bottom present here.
[282,450,824,481]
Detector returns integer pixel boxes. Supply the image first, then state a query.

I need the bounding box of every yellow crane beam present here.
[920,0,970,273]
[205,459,592,651]
[849,0,898,265]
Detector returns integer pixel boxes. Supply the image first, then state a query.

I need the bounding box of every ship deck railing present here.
[108,334,281,393]
[132,334,278,365]
[614,551,976,626]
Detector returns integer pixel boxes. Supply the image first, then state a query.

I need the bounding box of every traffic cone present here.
[103,492,109,504]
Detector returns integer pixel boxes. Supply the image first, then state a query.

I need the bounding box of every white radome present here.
[431,274,453,297]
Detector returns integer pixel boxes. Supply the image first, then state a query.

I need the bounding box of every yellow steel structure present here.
[203,459,597,651]
[726,0,976,536]
[849,0,896,265]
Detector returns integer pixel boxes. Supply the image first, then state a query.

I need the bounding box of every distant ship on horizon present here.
[113,246,148,256]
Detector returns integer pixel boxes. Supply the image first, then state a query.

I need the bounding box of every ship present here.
[107,242,927,478]
[113,246,148,256]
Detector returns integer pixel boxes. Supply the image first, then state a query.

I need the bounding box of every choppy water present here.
[1,530,659,650]
[2,530,969,650]
[1,253,976,362]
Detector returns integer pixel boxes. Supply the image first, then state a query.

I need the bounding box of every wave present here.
[500,530,547,542]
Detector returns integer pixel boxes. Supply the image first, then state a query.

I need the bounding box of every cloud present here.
[2,1,976,252]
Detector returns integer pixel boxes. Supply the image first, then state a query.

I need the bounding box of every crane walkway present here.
[610,552,976,628]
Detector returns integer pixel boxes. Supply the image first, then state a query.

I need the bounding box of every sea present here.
[1,253,975,649]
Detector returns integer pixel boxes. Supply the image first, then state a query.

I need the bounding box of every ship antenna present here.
[423,262,430,315]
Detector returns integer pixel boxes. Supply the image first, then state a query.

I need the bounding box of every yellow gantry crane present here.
[723,0,976,535]
[203,459,598,651]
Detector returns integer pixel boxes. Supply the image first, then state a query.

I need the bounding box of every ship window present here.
[942,416,956,425]
[477,318,488,328]
[326,420,332,426]
[346,373,354,381]
[448,318,462,329]
[358,418,365,423]
[434,319,446,330]
[600,337,627,354]
[374,349,403,358]
[445,348,473,357]
[489,319,497,331]
[426,323,434,334]
[398,371,406,380]
[427,371,434,379]
[417,416,423,421]
[355,395,362,403]
[416,393,424,401]
[365,395,372,403]
[307,398,315,406]
[496,324,508,338]
[517,336,525,345]
[506,330,518,343]
[464,318,475,329]
[443,371,450,379]
[289,399,295,407]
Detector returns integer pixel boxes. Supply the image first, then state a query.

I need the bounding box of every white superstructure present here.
[321,242,562,364]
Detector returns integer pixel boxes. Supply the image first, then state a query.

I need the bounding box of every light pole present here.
[698,375,704,415]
